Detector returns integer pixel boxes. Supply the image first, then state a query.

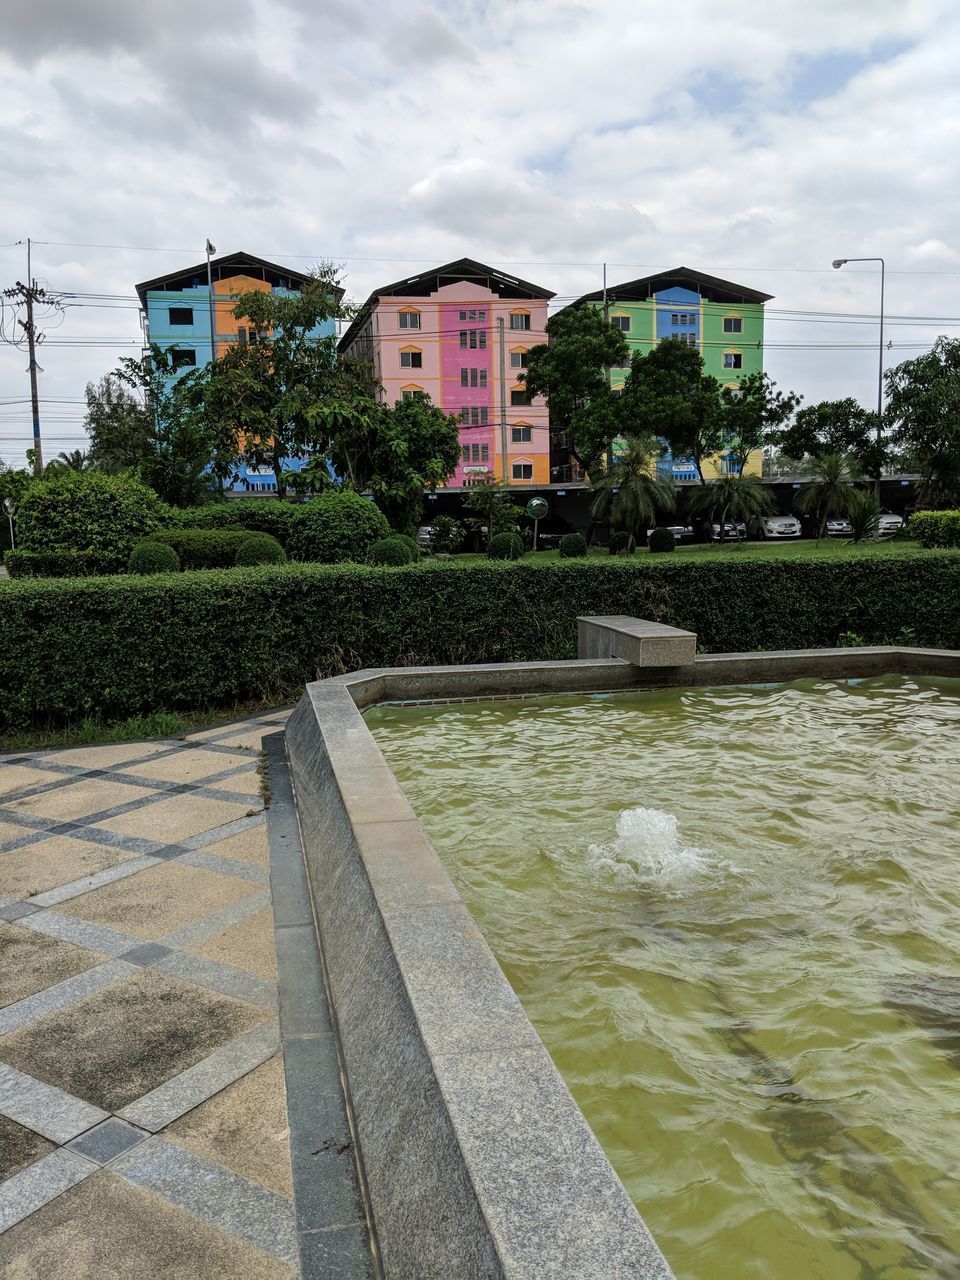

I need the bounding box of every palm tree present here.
[54,449,91,472]
[590,435,676,542]
[795,453,859,544]
[685,473,774,544]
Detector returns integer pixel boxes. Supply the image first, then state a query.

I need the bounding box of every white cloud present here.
[1,0,959,461]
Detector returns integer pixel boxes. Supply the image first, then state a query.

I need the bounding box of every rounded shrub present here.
[368,536,418,566]
[558,532,587,558]
[148,529,248,569]
[487,532,524,561]
[393,534,422,562]
[234,533,287,566]
[167,499,296,546]
[288,492,389,563]
[607,531,636,556]
[648,527,676,553]
[15,471,162,572]
[128,541,181,575]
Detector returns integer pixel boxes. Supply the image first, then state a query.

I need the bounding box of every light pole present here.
[205,240,217,367]
[3,497,15,551]
[832,256,885,504]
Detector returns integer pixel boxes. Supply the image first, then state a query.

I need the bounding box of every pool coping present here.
[284,646,959,1279]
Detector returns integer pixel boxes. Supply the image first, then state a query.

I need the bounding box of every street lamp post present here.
[832,256,885,504]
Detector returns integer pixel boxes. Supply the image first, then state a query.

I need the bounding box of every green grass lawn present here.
[443,537,927,565]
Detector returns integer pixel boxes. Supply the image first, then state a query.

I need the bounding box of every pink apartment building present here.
[337,259,553,488]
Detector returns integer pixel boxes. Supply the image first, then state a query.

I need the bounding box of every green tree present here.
[189,269,352,498]
[522,306,628,475]
[719,372,801,476]
[589,435,676,542]
[772,397,884,479]
[685,473,775,544]
[462,477,524,550]
[795,452,859,544]
[84,374,153,469]
[621,339,723,483]
[47,449,92,473]
[884,337,960,505]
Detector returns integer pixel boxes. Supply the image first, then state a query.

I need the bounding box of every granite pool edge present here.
[284,646,959,1279]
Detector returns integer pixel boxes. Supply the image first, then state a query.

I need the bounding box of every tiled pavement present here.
[0,712,375,1279]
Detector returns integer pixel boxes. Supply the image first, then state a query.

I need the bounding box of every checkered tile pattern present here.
[0,713,309,1276]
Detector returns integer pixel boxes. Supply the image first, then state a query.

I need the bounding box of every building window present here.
[471,444,480,463]
[510,349,529,369]
[467,407,489,427]
[459,309,486,322]
[671,313,678,325]
[511,388,531,406]
[461,406,470,424]
[398,310,421,329]
[722,352,743,369]
[509,311,531,330]
[512,462,533,480]
[723,316,743,333]
[237,326,248,344]
[400,349,422,368]
[169,307,193,325]
[170,348,197,369]
[401,387,425,400]
[512,424,531,443]
[459,330,487,349]
[462,445,470,462]
[611,314,630,332]
[680,333,697,346]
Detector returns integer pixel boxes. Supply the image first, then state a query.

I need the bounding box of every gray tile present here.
[263,733,314,929]
[26,855,158,909]
[0,1148,95,1233]
[275,926,334,1040]
[118,942,174,966]
[154,951,277,1010]
[300,1224,374,1280]
[175,848,269,884]
[0,1063,109,1143]
[158,888,270,950]
[0,832,48,856]
[19,908,143,957]
[112,1137,296,1264]
[66,1117,149,1165]
[0,959,137,1036]
[180,812,266,851]
[0,901,40,921]
[118,1018,280,1131]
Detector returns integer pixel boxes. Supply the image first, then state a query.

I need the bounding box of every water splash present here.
[587,806,709,881]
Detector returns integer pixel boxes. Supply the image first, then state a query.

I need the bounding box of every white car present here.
[645,524,695,543]
[878,510,904,538]
[709,521,747,541]
[825,516,852,537]
[749,515,801,539]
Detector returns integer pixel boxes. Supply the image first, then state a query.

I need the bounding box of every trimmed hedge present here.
[288,492,389,563]
[234,533,286,566]
[1,550,957,728]
[147,529,248,569]
[15,472,162,572]
[368,537,417,566]
[607,532,635,556]
[559,533,587,558]
[129,542,181,574]
[649,527,676,554]
[910,510,960,549]
[5,549,117,578]
[168,499,297,546]
[488,532,523,560]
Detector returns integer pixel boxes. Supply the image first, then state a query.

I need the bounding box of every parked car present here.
[645,524,695,543]
[709,521,747,541]
[415,525,437,549]
[747,514,802,539]
[878,509,904,538]
[825,516,852,537]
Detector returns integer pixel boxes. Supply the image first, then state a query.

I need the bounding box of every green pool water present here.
[366,676,960,1279]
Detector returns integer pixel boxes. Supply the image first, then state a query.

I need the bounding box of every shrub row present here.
[166,498,297,546]
[0,550,957,728]
[5,549,119,578]
[145,529,285,570]
[910,510,960,549]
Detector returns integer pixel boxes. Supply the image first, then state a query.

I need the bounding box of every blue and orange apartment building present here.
[135,251,339,494]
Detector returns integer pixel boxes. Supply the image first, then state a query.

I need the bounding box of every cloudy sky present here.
[1,0,959,466]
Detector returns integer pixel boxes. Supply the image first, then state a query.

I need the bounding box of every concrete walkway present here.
[0,712,374,1278]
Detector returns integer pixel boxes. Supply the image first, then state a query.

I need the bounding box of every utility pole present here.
[498,316,508,488]
[205,239,226,499]
[3,239,48,476]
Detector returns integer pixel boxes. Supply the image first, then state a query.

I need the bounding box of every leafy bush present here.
[368,537,417,566]
[168,499,297,546]
[0,549,957,728]
[608,531,636,556]
[393,534,422,562]
[288,491,389,563]
[430,515,464,555]
[910,510,960,548]
[15,471,162,572]
[558,533,587,558]
[847,491,880,543]
[234,533,287,566]
[487,532,524,560]
[147,529,250,569]
[4,549,117,578]
[648,527,676,553]
[128,541,181,574]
